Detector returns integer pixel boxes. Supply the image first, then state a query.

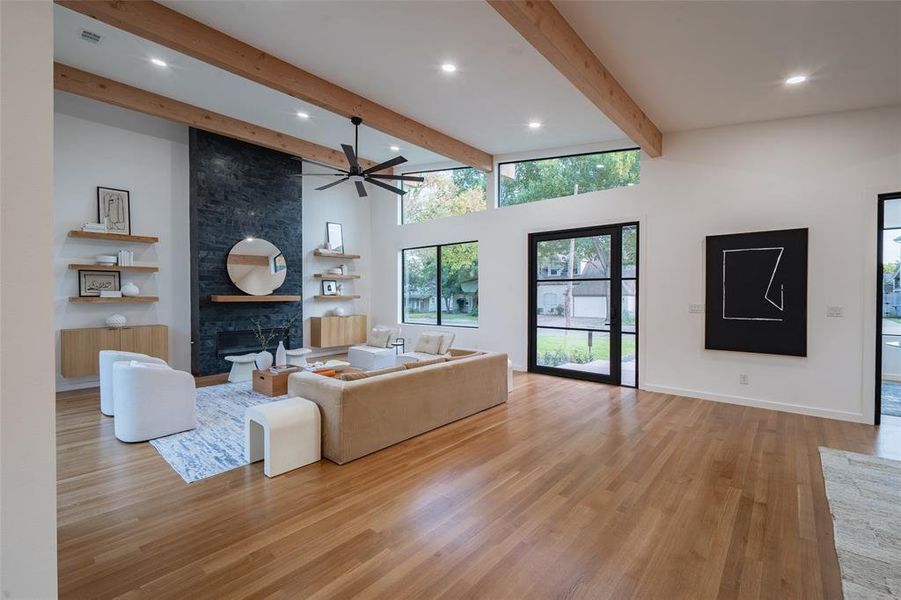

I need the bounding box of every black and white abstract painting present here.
[705,228,808,356]
[97,186,131,235]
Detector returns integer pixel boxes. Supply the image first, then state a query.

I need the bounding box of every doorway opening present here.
[528,223,638,386]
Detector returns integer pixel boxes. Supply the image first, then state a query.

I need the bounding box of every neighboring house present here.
[405,279,478,315]
[537,258,636,322]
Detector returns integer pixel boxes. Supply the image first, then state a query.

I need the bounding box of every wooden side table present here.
[252,368,300,397]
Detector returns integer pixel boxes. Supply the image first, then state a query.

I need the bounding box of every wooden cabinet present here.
[309,315,367,348]
[60,325,168,378]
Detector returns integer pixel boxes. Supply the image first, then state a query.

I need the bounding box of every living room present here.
[2,1,901,598]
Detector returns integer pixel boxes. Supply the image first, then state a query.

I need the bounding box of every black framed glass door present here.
[528,223,638,386]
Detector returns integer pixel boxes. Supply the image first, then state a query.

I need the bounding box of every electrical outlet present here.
[826,306,844,318]
[689,303,705,314]
[739,374,749,385]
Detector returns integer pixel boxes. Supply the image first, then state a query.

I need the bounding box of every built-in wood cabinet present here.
[309,315,366,348]
[60,325,168,378]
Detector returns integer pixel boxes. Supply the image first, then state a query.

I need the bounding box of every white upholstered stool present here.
[285,347,312,367]
[245,397,321,477]
[225,353,258,382]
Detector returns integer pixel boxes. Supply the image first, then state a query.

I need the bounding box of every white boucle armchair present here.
[112,361,197,443]
[99,350,168,416]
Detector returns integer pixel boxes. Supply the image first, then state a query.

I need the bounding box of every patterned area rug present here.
[820,447,901,599]
[149,382,284,483]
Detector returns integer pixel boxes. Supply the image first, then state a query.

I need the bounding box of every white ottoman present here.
[347,345,396,371]
[245,397,320,477]
[286,347,312,367]
[225,353,258,382]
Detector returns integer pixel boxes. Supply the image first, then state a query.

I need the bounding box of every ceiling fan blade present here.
[355,181,368,197]
[368,174,425,183]
[341,144,360,171]
[292,173,349,177]
[294,156,348,172]
[315,177,350,191]
[362,155,408,175]
[365,177,406,196]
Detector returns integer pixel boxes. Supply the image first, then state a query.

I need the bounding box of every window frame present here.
[401,240,479,329]
[496,146,640,208]
[400,166,488,225]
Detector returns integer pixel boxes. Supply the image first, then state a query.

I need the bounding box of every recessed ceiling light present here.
[150,58,168,68]
[296,111,310,119]
[441,63,457,73]
[528,121,542,129]
[785,74,807,85]
[390,145,400,152]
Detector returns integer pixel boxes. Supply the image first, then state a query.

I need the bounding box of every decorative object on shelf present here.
[255,351,274,371]
[327,266,343,275]
[82,222,108,233]
[705,228,808,356]
[121,282,140,297]
[105,314,127,328]
[321,279,338,296]
[117,249,134,266]
[97,186,131,235]
[79,269,120,297]
[99,290,123,298]
[275,341,287,367]
[336,283,344,295]
[95,255,117,266]
[333,306,346,316]
[326,222,344,253]
[226,237,288,295]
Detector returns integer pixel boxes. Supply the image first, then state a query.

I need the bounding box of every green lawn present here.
[537,331,636,364]
[406,312,478,325]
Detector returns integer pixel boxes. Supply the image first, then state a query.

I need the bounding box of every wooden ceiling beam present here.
[54,63,379,171]
[56,0,495,172]
[487,0,663,157]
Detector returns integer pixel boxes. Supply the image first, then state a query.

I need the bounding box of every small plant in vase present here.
[251,313,301,370]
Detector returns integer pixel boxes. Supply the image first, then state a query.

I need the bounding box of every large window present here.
[498,148,640,207]
[403,241,478,327]
[401,167,487,224]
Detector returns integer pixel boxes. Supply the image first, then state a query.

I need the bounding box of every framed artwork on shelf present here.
[97,186,131,235]
[326,222,344,253]
[79,270,121,297]
[321,279,338,296]
[705,228,808,356]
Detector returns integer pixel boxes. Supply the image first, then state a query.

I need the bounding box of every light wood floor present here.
[57,374,898,599]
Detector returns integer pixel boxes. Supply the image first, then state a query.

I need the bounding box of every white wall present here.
[53,92,191,390]
[371,105,901,424]
[0,2,57,597]
[302,177,386,357]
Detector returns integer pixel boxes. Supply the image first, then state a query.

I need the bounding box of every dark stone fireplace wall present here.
[189,129,302,376]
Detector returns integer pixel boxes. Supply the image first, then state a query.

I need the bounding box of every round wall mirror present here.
[226,238,287,295]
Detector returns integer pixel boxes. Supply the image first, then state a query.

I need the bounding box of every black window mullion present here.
[436,243,443,326]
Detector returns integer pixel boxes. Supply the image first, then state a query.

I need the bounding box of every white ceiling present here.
[556,1,901,132]
[56,1,901,166]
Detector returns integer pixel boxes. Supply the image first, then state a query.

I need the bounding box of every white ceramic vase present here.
[275,341,287,367]
[333,306,346,316]
[255,350,273,371]
[106,314,127,328]
[121,282,140,297]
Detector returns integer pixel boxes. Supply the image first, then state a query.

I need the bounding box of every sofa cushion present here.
[446,351,484,362]
[340,371,370,381]
[414,333,443,355]
[366,365,405,377]
[366,327,392,348]
[403,357,446,370]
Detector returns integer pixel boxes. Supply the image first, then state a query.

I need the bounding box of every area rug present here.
[819,447,901,598]
[149,382,284,483]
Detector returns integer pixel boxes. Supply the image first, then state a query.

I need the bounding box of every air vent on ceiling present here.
[79,28,103,45]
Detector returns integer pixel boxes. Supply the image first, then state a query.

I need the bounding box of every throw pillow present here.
[414,333,443,355]
[340,371,369,381]
[403,357,446,369]
[366,327,392,348]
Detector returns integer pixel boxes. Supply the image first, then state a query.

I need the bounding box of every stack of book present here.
[82,223,107,233]
[117,250,134,266]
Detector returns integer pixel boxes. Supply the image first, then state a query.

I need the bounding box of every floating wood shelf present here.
[68,230,159,244]
[68,263,159,273]
[68,295,159,304]
[210,295,301,303]
[313,250,360,259]
[313,273,360,280]
[314,294,360,301]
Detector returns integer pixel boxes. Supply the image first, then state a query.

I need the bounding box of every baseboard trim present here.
[641,383,869,424]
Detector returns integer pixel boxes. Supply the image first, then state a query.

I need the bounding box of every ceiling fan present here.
[295,116,424,198]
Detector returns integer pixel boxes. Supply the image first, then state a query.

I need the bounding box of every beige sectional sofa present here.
[287,349,508,464]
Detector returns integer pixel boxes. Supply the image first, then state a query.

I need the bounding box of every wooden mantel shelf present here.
[314,294,360,301]
[68,263,159,273]
[313,273,360,280]
[211,295,301,303]
[68,230,159,244]
[313,250,360,259]
[68,296,158,304]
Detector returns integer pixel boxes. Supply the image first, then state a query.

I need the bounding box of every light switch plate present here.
[689,304,705,314]
[826,306,844,318]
